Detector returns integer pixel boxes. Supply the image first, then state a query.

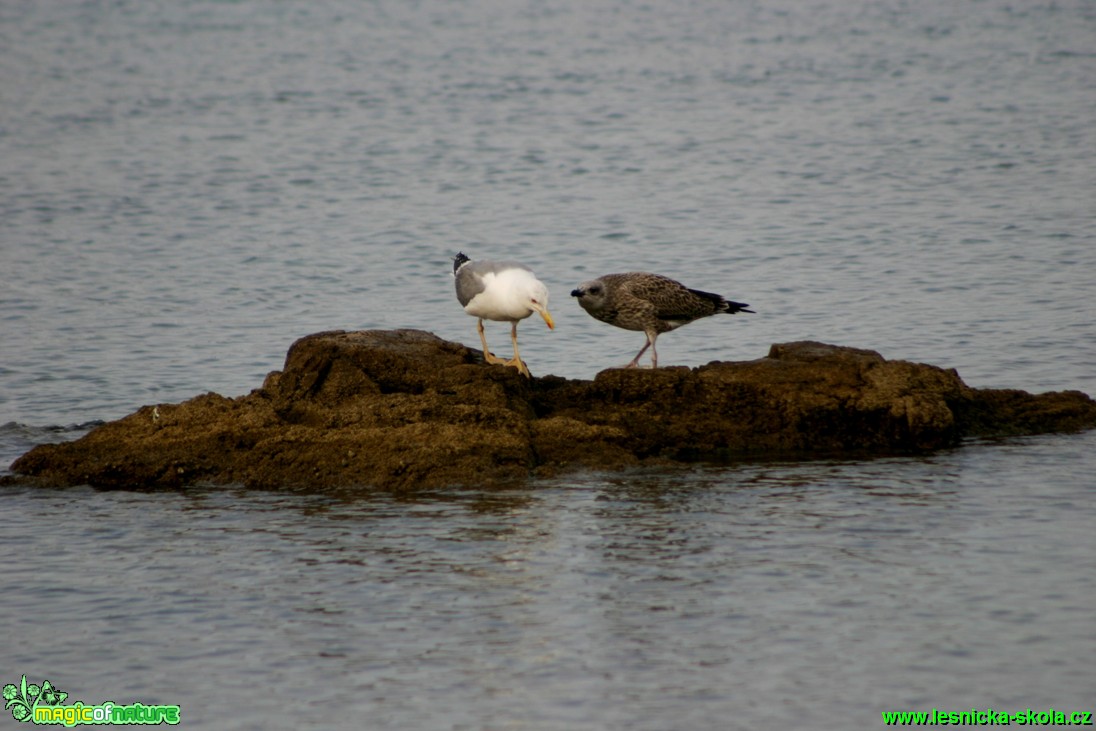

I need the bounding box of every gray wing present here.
[454,259,531,307]
[455,264,484,307]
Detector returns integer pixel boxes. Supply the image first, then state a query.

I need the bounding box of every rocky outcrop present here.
[9,330,1096,490]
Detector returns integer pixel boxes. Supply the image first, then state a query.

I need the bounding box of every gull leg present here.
[502,321,531,377]
[625,332,659,368]
[624,343,647,368]
[477,319,506,365]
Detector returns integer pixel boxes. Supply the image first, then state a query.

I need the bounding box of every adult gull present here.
[454,252,555,377]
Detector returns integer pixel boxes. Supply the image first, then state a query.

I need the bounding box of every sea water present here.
[1,2,1094,728]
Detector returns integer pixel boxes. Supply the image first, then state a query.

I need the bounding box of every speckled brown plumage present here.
[571,272,753,368]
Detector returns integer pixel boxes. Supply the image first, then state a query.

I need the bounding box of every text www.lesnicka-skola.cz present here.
[881,708,1093,726]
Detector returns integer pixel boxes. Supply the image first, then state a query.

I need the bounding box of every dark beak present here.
[570,288,583,297]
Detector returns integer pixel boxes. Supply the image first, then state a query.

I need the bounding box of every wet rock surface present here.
[9,329,1096,490]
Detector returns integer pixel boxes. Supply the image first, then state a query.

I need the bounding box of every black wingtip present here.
[453,252,470,274]
[689,287,755,314]
[727,301,755,314]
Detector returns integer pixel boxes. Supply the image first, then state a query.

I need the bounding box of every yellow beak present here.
[535,305,555,330]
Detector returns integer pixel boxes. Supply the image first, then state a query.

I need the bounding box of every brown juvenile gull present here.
[571,272,753,368]
[453,252,555,377]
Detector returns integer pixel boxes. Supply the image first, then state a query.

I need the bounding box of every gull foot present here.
[502,357,532,378]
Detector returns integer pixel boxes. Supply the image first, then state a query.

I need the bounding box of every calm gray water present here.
[2,1,1094,728]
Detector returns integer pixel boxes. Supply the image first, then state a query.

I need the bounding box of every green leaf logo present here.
[3,675,66,723]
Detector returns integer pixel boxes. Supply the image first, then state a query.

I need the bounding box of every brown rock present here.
[9,330,1096,490]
